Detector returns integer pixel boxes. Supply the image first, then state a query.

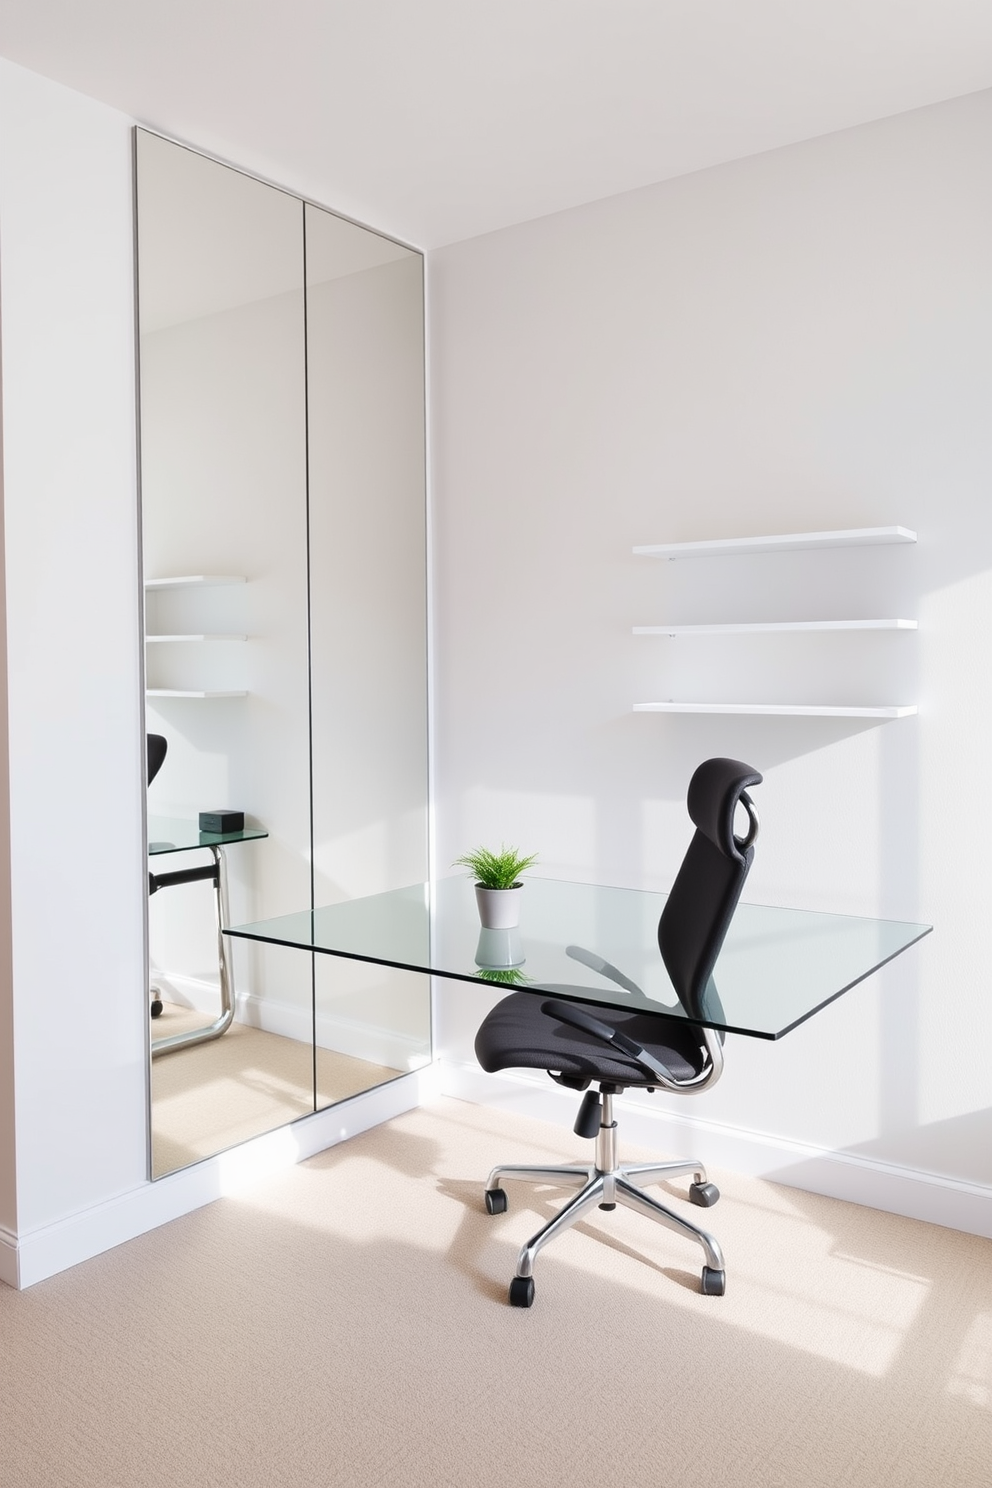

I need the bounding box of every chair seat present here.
[474,991,708,1087]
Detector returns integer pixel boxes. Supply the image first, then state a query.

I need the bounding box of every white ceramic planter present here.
[475,883,523,929]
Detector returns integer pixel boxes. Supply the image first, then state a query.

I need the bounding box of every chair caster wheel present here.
[701,1267,726,1296]
[509,1276,535,1308]
[150,999,163,1019]
[689,1181,719,1208]
[485,1188,507,1215]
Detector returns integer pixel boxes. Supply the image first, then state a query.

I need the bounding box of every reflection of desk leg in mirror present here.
[149,845,234,1058]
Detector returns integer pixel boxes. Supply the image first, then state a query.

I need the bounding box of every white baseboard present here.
[155,973,426,1072]
[3,1069,431,1290]
[238,991,429,1073]
[437,1061,992,1240]
[148,970,214,1012]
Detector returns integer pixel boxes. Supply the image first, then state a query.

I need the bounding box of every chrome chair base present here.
[484,1093,726,1305]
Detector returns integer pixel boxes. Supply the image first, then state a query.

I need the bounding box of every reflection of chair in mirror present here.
[474,756,762,1308]
[147,732,167,789]
[147,733,168,1019]
[146,735,238,1059]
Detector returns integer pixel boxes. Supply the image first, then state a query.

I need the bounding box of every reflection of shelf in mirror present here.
[633,702,917,718]
[144,575,247,589]
[633,527,917,559]
[634,619,917,635]
[146,689,248,699]
[146,634,248,642]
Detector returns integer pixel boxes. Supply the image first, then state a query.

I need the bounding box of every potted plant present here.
[453,844,538,929]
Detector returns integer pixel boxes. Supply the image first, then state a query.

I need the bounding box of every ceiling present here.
[1,0,991,249]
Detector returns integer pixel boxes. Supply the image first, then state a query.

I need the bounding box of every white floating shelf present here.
[634,702,917,719]
[146,634,247,643]
[633,526,916,559]
[633,619,917,636]
[146,689,248,699]
[144,575,247,589]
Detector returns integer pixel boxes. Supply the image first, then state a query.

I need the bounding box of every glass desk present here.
[225,876,931,1041]
[148,816,269,857]
[148,815,268,1057]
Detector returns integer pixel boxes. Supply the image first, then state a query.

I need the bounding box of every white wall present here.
[429,89,992,1211]
[0,61,147,1244]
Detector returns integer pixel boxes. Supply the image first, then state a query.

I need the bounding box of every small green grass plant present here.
[453,844,538,890]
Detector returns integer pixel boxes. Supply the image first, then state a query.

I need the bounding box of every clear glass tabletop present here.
[225,876,931,1041]
[148,815,269,855]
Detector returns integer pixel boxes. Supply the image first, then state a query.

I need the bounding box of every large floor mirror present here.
[135,131,430,1179]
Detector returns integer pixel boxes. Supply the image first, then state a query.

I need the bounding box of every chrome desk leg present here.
[152,846,236,1060]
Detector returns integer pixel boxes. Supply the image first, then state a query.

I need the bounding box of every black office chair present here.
[475,756,762,1308]
[147,734,168,1018]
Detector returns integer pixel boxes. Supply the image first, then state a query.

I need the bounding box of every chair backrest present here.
[147,733,168,786]
[658,757,762,1022]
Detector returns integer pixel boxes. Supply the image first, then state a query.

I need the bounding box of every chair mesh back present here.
[658,758,762,1022]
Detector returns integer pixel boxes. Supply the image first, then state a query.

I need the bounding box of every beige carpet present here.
[1,1097,990,1487]
[151,1002,401,1177]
